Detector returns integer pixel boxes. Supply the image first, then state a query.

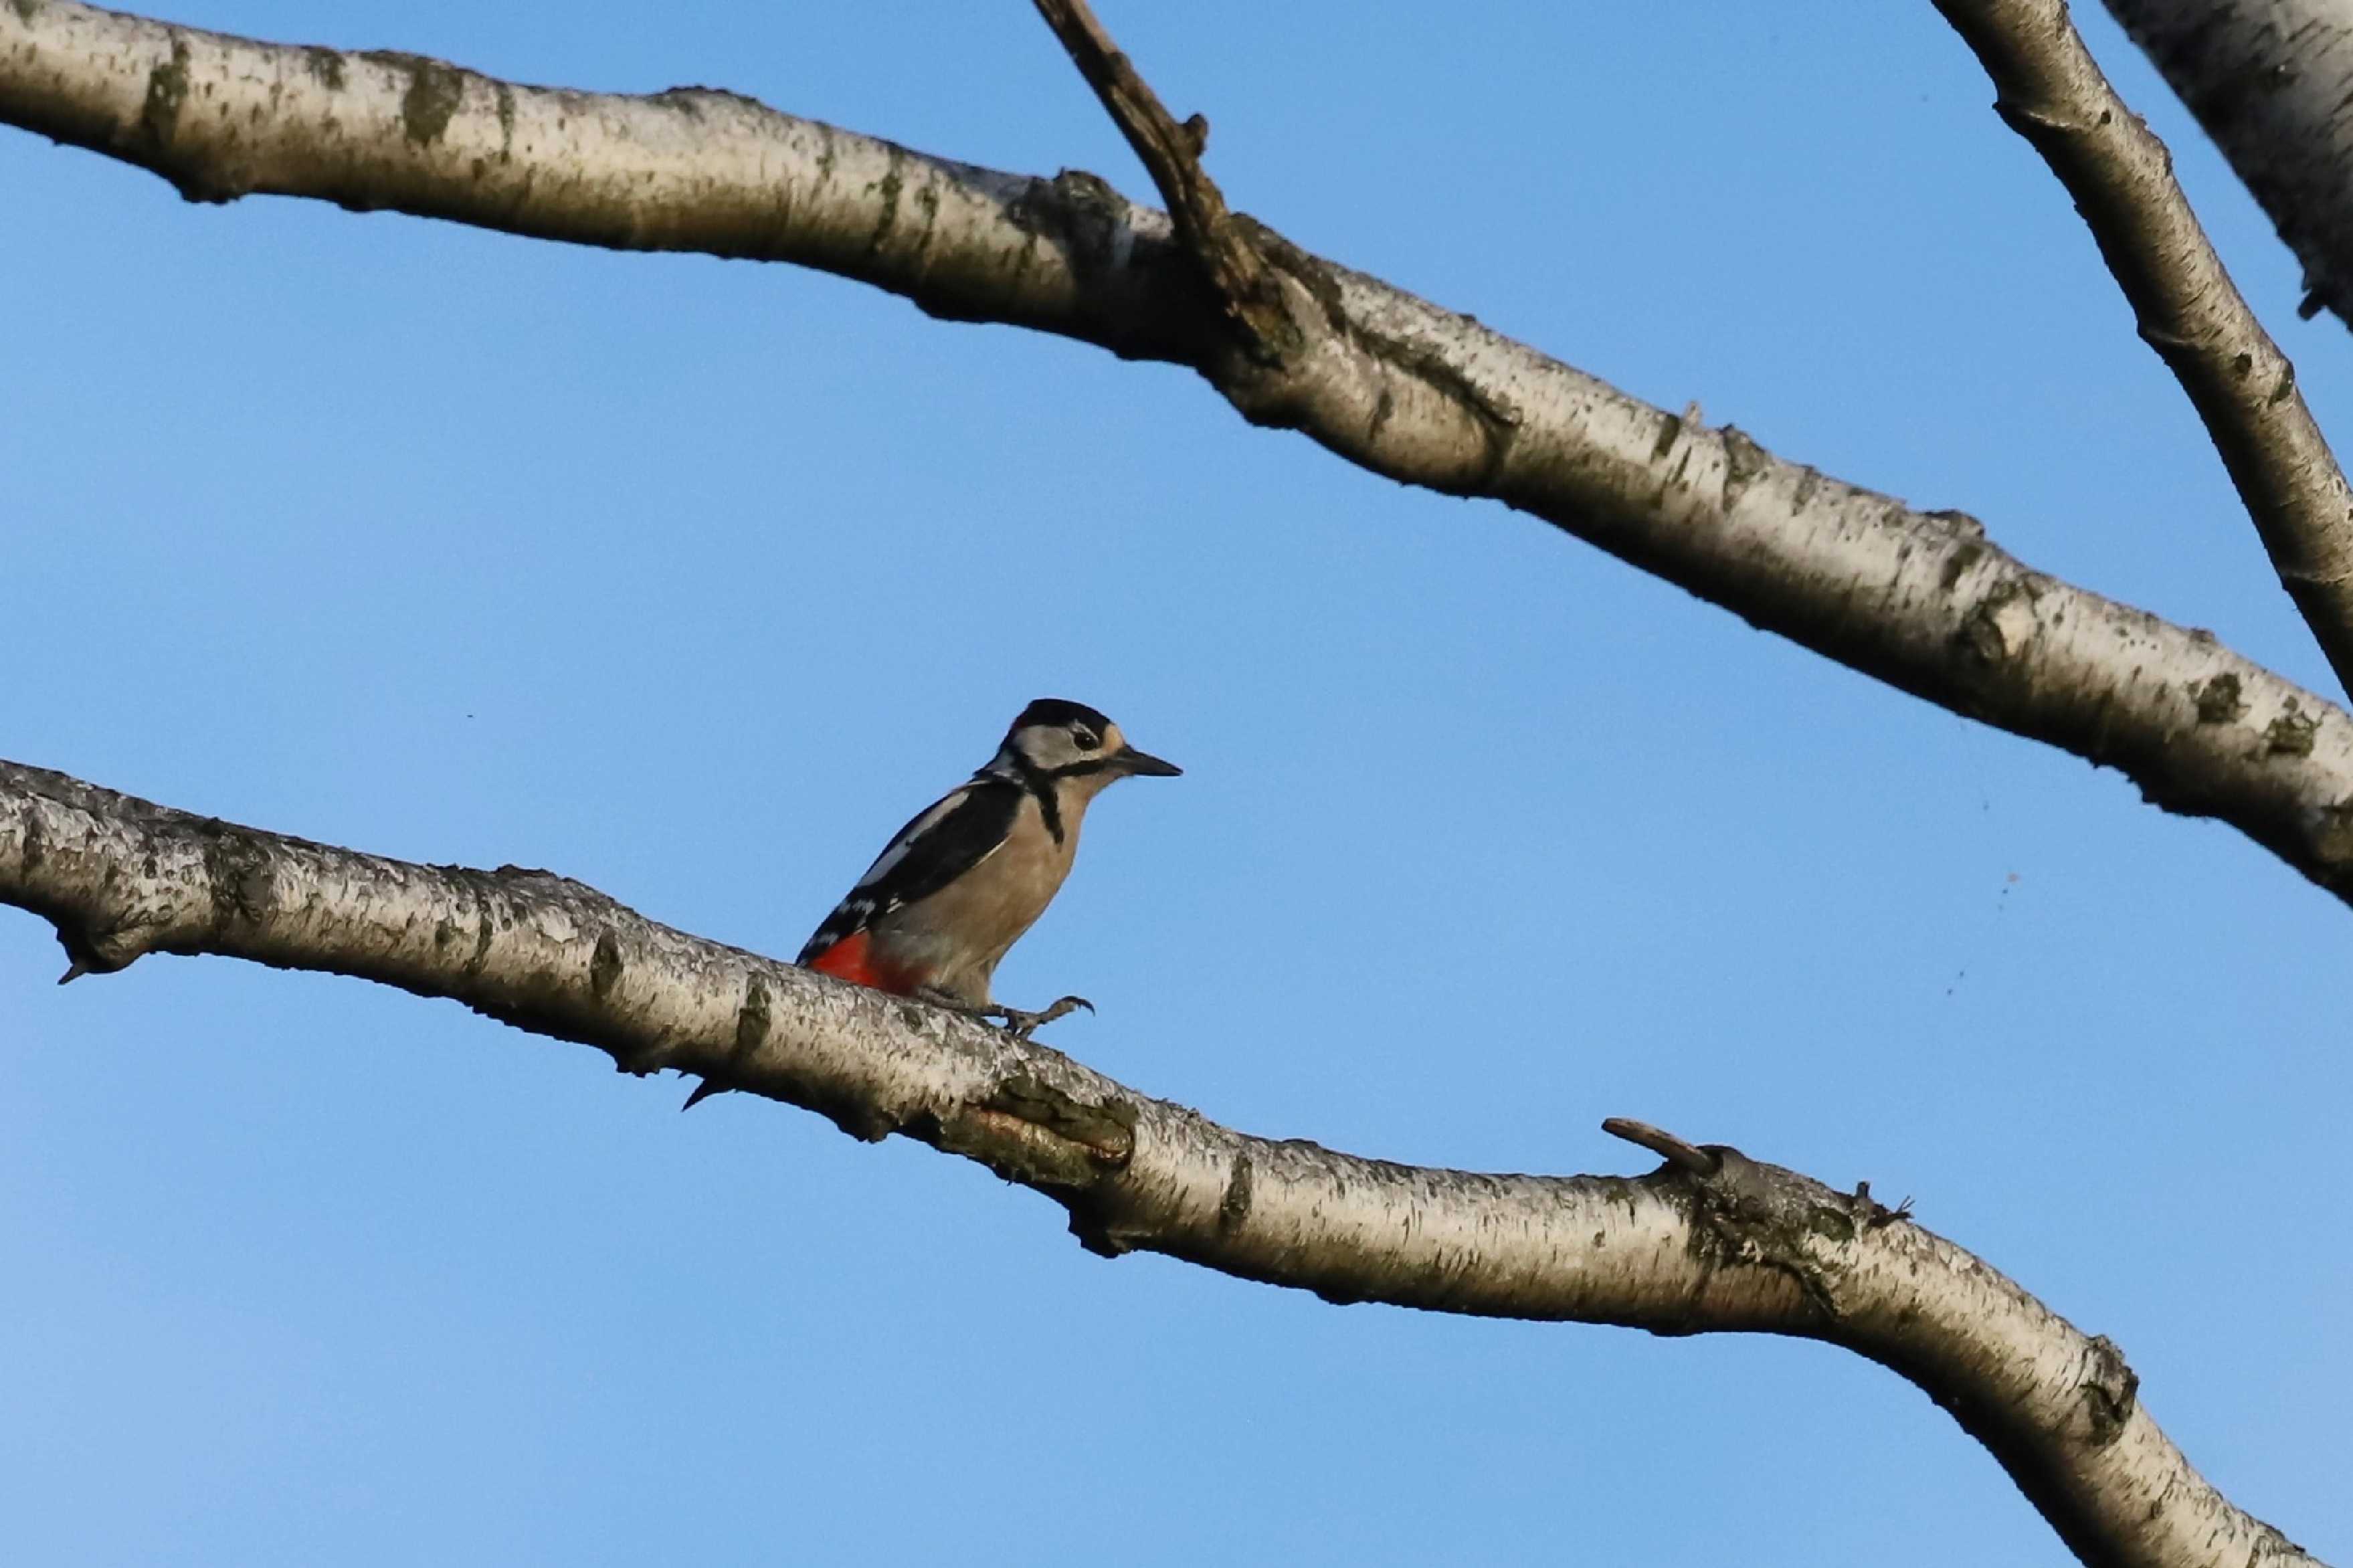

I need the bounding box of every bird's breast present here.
[873,792,1079,987]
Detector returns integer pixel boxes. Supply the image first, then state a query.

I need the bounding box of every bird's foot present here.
[981,995,1094,1039]
[912,983,988,1021]
[909,987,1093,1038]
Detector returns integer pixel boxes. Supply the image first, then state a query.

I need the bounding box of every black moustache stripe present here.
[1010,754,1065,844]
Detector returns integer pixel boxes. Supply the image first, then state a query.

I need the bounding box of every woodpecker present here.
[683,700,1178,1109]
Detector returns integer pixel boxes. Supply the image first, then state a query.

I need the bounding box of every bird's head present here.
[996,698,1181,793]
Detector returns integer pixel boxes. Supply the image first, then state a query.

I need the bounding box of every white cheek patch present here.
[854,787,969,888]
[1012,724,1076,769]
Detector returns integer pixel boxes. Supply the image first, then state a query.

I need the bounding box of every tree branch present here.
[0,756,2320,1568]
[1931,0,2353,698]
[2099,0,2353,334]
[1026,0,1285,354]
[9,3,2353,906]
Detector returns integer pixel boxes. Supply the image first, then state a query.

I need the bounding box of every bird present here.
[682,699,1180,1109]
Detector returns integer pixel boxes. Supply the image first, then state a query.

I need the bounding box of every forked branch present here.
[1932,0,2353,696]
[5,3,2351,907]
[1028,0,1287,353]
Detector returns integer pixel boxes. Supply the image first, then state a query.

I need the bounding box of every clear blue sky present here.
[5,3,2347,1563]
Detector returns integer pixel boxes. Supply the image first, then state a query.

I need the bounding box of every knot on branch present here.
[2191,672,2249,725]
[1605,1118,1905,1323]
[201,823,278,934]
[48,903,165,983]
[27,806,287,983]
[2077,1333,2140,1448]
[930,1073,1136,1194]
[1014,168,1137,280]
[2263,701,2319,758]
[1686,1155,1870,1322]
[1717,425,1770,513]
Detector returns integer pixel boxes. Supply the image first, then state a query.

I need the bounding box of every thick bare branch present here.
[2100,0,2353,333]
[1932,0,2353,696]
[0,757,2322,1568]
[9,1,2353,913]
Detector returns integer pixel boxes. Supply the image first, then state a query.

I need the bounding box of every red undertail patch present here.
[808,930,887,990]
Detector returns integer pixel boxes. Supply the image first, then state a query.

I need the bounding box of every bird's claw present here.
[984,995,1094,1038]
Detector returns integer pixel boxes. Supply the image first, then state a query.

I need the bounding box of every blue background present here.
[3,3,2346,1563]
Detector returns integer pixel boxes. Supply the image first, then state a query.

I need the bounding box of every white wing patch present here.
[854,786,971,890]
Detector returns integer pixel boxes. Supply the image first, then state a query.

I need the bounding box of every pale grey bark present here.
[1935,0,2353,692]
[7,1,2353,908]
[0,757,2322,1568]
[2102,0,2353,332]
[0,6,2341,1559]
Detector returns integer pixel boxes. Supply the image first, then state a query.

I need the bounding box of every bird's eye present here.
[1070,726,1100,750]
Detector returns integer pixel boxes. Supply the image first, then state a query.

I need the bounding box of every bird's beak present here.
[1114,746,1182,777]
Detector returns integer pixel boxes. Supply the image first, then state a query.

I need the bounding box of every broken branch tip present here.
[1602,1116,1721,1176]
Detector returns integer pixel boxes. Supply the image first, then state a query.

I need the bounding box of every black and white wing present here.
[797,776,1022,963]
